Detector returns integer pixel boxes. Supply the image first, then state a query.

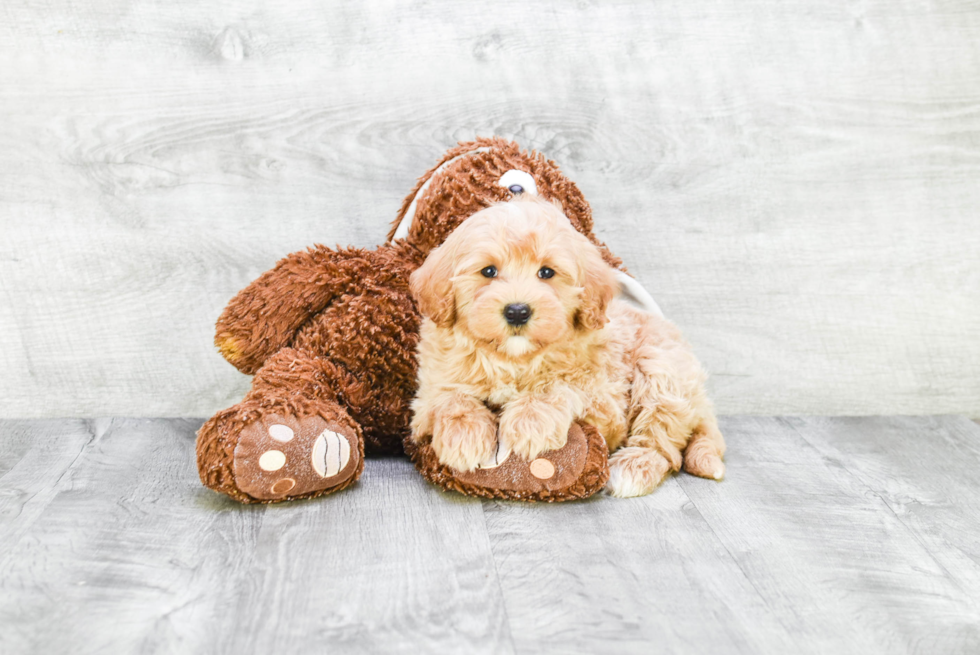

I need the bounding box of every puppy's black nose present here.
[503,303,532,326]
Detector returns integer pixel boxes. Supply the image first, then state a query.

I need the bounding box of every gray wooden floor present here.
[1,417,979,654]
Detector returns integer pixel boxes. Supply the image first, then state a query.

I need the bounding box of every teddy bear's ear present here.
[410,242,456,328]
[575,240,619,331]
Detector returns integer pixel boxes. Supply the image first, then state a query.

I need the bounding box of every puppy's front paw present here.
[499,405,570,462]
[431,410,498,473]
[606,447,673,498]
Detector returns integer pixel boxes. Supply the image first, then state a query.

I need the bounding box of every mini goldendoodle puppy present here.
[408,196,725,497]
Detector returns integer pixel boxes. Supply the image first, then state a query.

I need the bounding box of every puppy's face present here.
[411,197,618,359]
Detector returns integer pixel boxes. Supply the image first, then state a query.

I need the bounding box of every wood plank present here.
[783,416,980,611]
[676,416,980,655]
[0,419,68,479]
[2,417,980,653]
[482,479,796,654]
[0,419,99,555]
[0,419,513,655]
[1,0,980,418]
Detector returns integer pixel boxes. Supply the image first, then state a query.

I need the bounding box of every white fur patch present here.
[605,464,626,496]
[606,458,654,498]
[503,336,534,357]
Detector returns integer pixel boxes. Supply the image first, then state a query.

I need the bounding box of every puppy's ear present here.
[575,244,619,331]
[410,242,456,327]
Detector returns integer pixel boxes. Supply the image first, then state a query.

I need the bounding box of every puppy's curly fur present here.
[410,196,725,497]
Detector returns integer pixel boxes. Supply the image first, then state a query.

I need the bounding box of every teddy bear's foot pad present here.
[408,422,609,502]
[233,415,360,501]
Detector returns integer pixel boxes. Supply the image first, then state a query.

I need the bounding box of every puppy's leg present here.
[683,417,726,481]
[608,322,705,496]
[610,374,689,499]
[626,392,695,472]
[414,392,498,472]
[498,388,579,461]
[607,447,673,498]
[608,415,725,497]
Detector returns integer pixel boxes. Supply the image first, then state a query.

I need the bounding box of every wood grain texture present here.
[675,416,980,654]
[482,481,797,654]
[2,416,979,654]
[0,419,512,655]
[1,0,979,417]
[783,416,980,622]
[486,415,980,654]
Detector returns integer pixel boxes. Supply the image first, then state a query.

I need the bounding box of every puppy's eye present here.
[508,184,524,194]
[481,265,498,278]
[537,267,555,279]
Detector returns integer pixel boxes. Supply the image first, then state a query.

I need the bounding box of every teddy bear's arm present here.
[214,245,366,374]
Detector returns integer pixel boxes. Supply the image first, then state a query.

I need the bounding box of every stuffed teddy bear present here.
[196,137,662,503]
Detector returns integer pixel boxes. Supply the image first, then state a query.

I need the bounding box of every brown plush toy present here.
[196,137,657,503]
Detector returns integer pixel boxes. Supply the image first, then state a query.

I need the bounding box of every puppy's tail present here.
[683,420,726,481]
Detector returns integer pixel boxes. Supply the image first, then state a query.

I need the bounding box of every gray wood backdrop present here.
[1,0,978,419]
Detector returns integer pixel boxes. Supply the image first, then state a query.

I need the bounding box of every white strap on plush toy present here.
[392,147,492,241]
[615,272,664,317]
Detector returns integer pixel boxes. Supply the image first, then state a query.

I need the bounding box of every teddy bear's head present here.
[387,137,622,270]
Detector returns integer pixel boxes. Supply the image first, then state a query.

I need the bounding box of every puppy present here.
[408,196,725,497]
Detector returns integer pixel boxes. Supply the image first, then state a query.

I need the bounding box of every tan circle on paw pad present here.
[271,478,296,494]
[529,458,556,480]
[268,424,295,442]
[259,450,286,471]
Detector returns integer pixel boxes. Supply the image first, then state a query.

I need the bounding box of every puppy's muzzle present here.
[503,303,532,326]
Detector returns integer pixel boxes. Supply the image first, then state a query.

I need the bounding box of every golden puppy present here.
[409,196,725,497]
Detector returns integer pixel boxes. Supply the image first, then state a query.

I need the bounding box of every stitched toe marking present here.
[311,430,351,478]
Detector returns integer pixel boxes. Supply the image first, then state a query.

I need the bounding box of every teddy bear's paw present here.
[446,422,603,499]
[232,414,361,501]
